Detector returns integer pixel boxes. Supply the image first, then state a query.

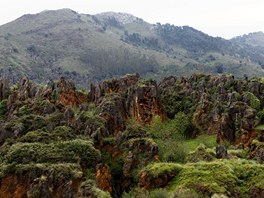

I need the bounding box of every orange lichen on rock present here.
[96,163,113,194]
[139,170,177,190]
[57,77,87,107]
[129,78,166,125]
[0,175,29,198]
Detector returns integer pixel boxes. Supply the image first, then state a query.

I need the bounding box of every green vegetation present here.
[5,139,100,165]
[187,144,215,162]
[140,162,183,178]
[243,92,260,110]
[0,71,264,197]
[0,99,8,117]
[145,115,215,163]
[1,9,264,87]
[135,160,264,198]
[80,180,111,198]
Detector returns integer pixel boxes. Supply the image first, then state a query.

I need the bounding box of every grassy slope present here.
[0,9,264,87]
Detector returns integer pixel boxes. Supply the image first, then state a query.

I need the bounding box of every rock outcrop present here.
[0,166,82,198]
[216,144,228,159]
[57,77,85,106]
[128,79,166,124]
[159,73,262,146]
[88,74,166,134]
[1,73,264,198]
[0,79,10,101]
[96,163,113,194]
[139,170,177,190]
[216,102,256,146]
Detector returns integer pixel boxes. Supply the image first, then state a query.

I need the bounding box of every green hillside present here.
[0,9,264,87]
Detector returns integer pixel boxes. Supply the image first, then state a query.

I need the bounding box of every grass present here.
[137,159,264,198]
[255,124,264,130]
[140,162,183,178]
[183,134,216,151]
[145,114,216,163]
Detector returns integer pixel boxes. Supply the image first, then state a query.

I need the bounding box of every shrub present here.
[122,187,149,198]
[19,105,31,116]
[18,114,46,132]
[172,112,192,138]
[0,99,8,117]
[187,144,215,162]
[80,180,111,198]
[257,109,264,122]
[156,139,187,163]
[101,151,123,178]
[141,162,183,179]
[58,139,101,166]
[243,92,260,111]
[122,122,149,140]
[5,139,100,166]
[19,126,73,143]
[150,188,171,198]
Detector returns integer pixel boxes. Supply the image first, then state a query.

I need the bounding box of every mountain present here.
[0,8,264,87]
[231,32,264,68]
[232,31,264,47]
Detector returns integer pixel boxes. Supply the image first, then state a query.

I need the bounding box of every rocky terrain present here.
[0,73,263,198]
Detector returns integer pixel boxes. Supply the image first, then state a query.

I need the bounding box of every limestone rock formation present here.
[96,163,113,194]
[0,166,82,198]
[88,74,165,134]
[0,79,10,101]
[128,79,166,124]
[139,168,178,190]
[57,77,86,106]
[217,102,256,145]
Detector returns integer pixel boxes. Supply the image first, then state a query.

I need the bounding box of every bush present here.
[156,139,187,163]
[5,139,100,166]
[243,92,260,111]
[257,109,264,122]
[59,139,101,166]
[18,114,46,132]
[80,180,111,198]
[148,113,192,140]
[0,99,8,117]
[122,187,149,198]
[173,112,192,138]
[19,126,74,143]
[19,105,31,116]
[150,188,171,198]
[122,122,149,140]
[101,151,123,178]
[187,144,215,162]
[141,162,183,179]
[146,113,192,163]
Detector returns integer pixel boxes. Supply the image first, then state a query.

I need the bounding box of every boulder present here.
[216,144,228,159]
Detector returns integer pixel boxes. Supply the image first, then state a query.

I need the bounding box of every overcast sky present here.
[1,0,264,39]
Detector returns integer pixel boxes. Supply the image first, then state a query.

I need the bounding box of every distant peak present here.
[40,8,78,14]
[232,31,264,39]
[96,12,143,24]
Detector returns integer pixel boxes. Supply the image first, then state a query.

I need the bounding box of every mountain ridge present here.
[0,9,264,87]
